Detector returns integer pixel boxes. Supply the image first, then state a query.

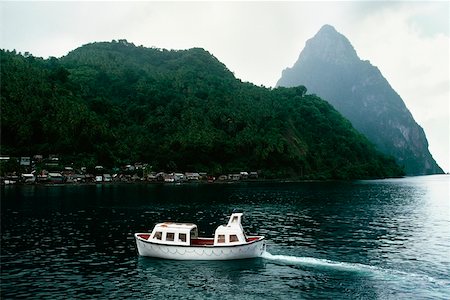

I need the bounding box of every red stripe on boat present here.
[138,234,151,240]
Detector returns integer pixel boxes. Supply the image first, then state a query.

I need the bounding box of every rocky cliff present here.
[277,25,443,175]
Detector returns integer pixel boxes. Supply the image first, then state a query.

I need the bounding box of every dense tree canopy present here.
[1,41,403,179]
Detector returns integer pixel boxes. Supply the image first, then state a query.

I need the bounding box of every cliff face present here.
[277,25,443,175]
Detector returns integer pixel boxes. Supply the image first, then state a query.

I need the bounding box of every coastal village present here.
[0,155,259,185]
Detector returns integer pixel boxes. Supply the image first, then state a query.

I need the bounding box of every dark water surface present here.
[1,175,449,299]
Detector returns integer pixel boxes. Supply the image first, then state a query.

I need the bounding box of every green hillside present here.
[1,41,403,179]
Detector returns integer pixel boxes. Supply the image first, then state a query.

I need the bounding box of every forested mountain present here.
[1,40,403,179]
[277,25,442,175]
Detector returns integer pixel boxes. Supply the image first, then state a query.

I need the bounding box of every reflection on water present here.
[1,175,449,299]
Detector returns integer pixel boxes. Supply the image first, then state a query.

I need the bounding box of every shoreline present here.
[3,174,446,187]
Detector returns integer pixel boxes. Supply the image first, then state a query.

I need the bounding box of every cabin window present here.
[154,231,162,240]
[230,235,239,242]
[166,232,175,241]
[218,234,225,243]
[179,233,187,242]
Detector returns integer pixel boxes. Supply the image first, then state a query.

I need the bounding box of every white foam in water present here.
[261,251,445,285]
[261,251,377,274]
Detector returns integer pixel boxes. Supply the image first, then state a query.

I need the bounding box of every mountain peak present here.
[277,25,443,175]
[317,24,338,34]
[297,25,359,65]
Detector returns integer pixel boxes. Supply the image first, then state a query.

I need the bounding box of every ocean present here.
[1,175,449,299]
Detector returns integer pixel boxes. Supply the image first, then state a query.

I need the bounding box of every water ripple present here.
[1,176,449,299]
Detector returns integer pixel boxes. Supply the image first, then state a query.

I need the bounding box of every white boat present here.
[135,213,265,260]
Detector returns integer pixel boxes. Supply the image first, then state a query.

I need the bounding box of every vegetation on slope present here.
[1,41,404,179]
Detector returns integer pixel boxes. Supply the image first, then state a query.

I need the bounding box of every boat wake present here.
[261,251,377,274]
[261,251,445,285]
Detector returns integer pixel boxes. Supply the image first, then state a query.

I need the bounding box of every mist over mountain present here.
[1,41,404,179]
[277,25,443,175]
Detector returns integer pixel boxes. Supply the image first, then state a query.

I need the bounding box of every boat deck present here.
[191,238,214,246]
[136,234,261,245]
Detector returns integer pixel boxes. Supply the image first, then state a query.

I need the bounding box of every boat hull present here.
[135,234,266,260]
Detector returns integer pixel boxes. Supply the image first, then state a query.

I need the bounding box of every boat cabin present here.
[213,213,247,246]
[146,213,248,246]
[149,222,198,246]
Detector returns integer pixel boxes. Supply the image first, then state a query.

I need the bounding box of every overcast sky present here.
[1,1,449,172]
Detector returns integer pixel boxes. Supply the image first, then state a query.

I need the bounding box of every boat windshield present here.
[190,227,198,239]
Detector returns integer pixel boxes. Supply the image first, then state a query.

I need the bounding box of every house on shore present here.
[22,173,36,184]
[185,172,200,181]
[48,172,64,183]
